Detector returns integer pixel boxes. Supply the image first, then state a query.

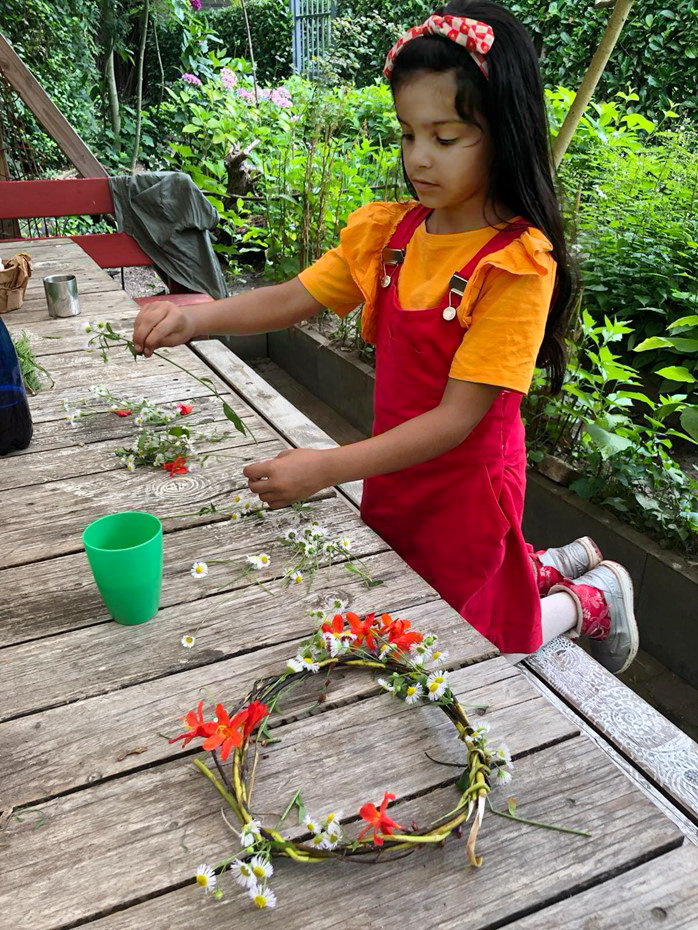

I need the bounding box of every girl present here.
[133,0,638,674]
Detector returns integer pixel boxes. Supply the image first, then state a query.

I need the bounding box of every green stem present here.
[487,798,591,837]
[192,757,242,819]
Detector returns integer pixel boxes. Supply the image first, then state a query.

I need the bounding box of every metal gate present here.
[290,0,335,76]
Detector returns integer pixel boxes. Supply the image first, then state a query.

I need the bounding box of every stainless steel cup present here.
[43,274,81,318]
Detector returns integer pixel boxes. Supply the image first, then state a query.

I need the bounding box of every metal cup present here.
[43,274,80,318]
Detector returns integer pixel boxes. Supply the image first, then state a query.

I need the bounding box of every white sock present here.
[502,592,577,665]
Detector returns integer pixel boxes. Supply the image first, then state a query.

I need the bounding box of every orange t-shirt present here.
[298,201,557,394]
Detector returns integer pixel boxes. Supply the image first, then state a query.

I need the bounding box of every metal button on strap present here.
[442,306,457,321]
[381,274,392,288]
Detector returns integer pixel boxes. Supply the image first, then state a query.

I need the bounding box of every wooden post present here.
[0,117,20,238]
[551,0,635,168]
[0,33,107,179]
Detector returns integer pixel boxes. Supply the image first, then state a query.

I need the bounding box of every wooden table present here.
[1,239,697,930]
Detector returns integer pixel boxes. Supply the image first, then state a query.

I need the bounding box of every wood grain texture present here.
[0,497,385,645]
[1,736,684,930]
[0,549,439,721]
[0,627,497,809]
[495,842,698,929]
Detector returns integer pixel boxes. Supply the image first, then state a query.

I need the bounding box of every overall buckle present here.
[380,248,405,288]
[443,273,468,320]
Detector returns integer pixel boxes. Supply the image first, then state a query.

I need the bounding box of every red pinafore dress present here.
[360,205,542,654]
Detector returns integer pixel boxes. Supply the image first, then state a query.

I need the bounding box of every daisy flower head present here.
[490,764,513,786]
[83,321,93,333]
[246,552,271,571]
[180,634,196,649]
[303,815,321,835]
[325,596,347,612]
[249,854,273,882]
[377,677,395,693]
[337,537,352,552]
[230,858,255,888]
[190,561,209,579]
[283,528,299,542]
[289,571,303,585]
[321,829,341,849]
[287,654,320,673]
[493,743,512,766]
[240,819,262,848]
[195,864,216,893]
[248,884,277,909]
[308,832,326,849]
[430,649,449,665]
[309,608,327,624]
[125,454,136,473]
[426,670,449,701]
[404,683,425,705]
[134,415,144,426]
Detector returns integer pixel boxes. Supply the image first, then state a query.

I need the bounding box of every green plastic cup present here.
[83,511,163,625]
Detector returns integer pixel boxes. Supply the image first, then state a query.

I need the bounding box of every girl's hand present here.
[243,449,334,508]
[133,302,198,357]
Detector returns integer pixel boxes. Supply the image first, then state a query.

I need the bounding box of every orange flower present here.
[177,404,194,416]
[168,700,215,748]
[163,456,188,476]
[114,409,132,417]
[241,700,269,740]
[379,615,423,654]
[346,611,378,652]
[202,703,247,761]
[357,792,404,846]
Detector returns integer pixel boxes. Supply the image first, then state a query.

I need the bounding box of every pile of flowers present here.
[171,611,517,912]
[63,386,225,474]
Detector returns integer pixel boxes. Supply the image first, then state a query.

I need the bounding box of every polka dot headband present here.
[384,14,495,80]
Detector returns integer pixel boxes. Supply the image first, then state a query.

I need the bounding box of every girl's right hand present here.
[132,302,198,357]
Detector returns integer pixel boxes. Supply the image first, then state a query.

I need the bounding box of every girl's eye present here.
[401,133,414,142]
[436,138,458,146]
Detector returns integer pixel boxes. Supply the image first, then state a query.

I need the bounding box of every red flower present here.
[379,614,423,654]
[168,700,215,748]
[357,792,404,846]
[114,409,132,417]
[241,700,268,740]
[163,456,188,475]
[321,614,345,638]
[201,703,248,761]
[177,404,194,416]
[346,611,378,652]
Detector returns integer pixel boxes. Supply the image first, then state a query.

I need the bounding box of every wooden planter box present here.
[223,324,698,688]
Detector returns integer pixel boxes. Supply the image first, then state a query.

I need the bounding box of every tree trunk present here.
[238,0,259,104]
[130,0,150,174]
[105,49,121,154]
[552,0,635,167]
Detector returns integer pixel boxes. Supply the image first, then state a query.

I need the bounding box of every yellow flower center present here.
[253,894,268,908]
[252,865,266,878]
[196,874,209,887]
[407,686,417,697]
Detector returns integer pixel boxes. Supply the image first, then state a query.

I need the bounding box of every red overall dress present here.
[360,205,542,654]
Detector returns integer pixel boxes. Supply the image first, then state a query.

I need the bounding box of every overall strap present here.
[449,223,529,300]
[387,204,431,250]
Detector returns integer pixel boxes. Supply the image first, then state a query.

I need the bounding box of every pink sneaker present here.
[531,536,603,596]
[550,560,639,675]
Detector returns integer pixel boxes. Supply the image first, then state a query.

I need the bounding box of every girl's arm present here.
[132,278,326,357]
[244,379,501,507]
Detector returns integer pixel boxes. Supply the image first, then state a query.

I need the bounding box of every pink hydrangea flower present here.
[190,0,202,11]
[182,73,203,87]
[271,88,293,108]
[220,68,238,91]
[236,88,256,104]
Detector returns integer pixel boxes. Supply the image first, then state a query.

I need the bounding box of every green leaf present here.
[223,401,246,436]
[634,336,673,352]
[656,366,696,383]
[680,407,698,442]
[584,422,634,459]
[668,315,698,330]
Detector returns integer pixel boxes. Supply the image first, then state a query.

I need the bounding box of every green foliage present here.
[523,311,698,555]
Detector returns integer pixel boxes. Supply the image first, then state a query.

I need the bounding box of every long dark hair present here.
[389,0,577,394]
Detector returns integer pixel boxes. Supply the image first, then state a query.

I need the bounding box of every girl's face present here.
[394,70,492,230]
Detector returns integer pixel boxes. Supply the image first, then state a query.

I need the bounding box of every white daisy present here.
[233,493,242,504]
[248,884,276,909]
[230,858,255,888]
[249,855,273,882]
[404,683,425,705]
[190,561,209,579]
[134,415,145,426]
[308,524,327,539]
[431,649,449,665]
[229,511,242,524]
[323,810,343,828]
[337,537,352,552]
[195,864,216,893]
[96,321,107,331]
[290,571,303,585]
[326,596,347,612]
[180,634,196,649]
[308,832,326,849]
[321,829,341,849]
[426,670,449,701]
[287,654,320,673]
[240,820,262,848]
[83,321,93,333]
[246,552,271,571]
[283,528,299,542]
[490,765,513,786]
[125,454,136,473]
[493,743,512,766]
[303,815,322,835]
[377,677,395,693]
[309,608,327,624]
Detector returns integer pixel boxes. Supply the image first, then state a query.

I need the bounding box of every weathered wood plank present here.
[0,496,385,646]
[193,339,364,504]
[8,307,139,358]
[0,408,269,491]
[496,842,698,929]
[0,439,286,569]
[525,638,698,824]
[0,550,439,720]
[1,638,502,809]
[0,734,683,930]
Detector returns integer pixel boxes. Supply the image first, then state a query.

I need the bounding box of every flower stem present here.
[486,798,592,837]
[192,757,242,819]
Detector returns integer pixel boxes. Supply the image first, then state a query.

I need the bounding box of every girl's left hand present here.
[243,448,333,509]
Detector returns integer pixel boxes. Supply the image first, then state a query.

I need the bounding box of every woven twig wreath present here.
[171,611,513,910]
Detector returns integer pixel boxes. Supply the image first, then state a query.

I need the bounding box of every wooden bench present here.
[0,178,213,309]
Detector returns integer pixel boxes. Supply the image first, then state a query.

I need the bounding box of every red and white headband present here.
[384,14,495,80]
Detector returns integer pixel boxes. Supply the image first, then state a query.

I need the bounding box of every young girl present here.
[133,0,638,674]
